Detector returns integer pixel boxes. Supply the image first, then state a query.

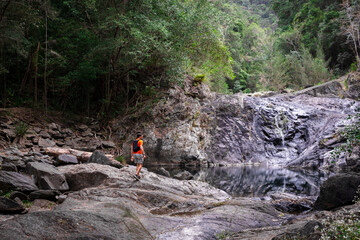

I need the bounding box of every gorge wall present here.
[117,73,360,170]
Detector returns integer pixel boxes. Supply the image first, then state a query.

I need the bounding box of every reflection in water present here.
[193,166,334,197]
[145,164,334,197]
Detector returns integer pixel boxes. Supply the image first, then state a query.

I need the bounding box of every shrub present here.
[115,156,127,165]
[15,121,29,137]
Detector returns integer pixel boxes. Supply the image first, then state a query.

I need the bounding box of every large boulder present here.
[25,162,69,191]
[314,173,360,210]
[87,150,122,168]
[0,196,25,214]
[0,171,38,193]
[58,163,109,191]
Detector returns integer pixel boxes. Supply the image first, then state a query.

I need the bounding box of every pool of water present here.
[144,164,334,197]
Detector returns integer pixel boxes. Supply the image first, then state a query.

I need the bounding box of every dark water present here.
[144,164,334,197]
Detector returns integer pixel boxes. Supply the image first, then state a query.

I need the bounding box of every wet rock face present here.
[119,78,359,168]
[207,93,359,168]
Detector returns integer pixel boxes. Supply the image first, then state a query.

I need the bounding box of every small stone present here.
[2,129,16,139]
[39,131,51,139]
[38,138,56,148]
[33,127,42,133]
[64,138,74,147]
[48,123,58,130]
[32,152,43,157]
[57,154,78,165]
[13,197,23,206]
[55,140,65,147]
[25,141,33,148]
[77,125,88,131]
[81,131,93,137]
[102,141,116,148]
[25,134,36,140]
[32,138,39,144]
[57,194,67,204]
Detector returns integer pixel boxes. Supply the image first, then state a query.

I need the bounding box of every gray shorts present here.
[133,154,144,164]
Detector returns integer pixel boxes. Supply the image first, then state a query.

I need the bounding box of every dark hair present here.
[137,132,142,138]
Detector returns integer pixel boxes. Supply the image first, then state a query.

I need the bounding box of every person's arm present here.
[140,145,146,159]
[131,144,134,161]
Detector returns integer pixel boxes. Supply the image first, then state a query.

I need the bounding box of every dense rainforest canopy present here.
[0,0,359,117]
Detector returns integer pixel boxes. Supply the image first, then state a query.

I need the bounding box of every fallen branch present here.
[45,147,115,163]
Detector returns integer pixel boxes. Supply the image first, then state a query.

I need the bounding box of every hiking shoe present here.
[134,174,140,180]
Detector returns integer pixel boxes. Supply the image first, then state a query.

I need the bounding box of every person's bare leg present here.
[136,164,143,176]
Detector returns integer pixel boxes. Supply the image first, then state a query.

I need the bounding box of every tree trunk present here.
[20,53,33,94]
[43,4,48,113]
[34,42,40,105]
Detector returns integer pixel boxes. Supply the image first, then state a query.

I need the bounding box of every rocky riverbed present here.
[1,149,359,240]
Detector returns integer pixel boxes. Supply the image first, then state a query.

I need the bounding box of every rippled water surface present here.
[145,164,334,197]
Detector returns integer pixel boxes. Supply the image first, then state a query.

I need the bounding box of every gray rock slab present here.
[0,171,38,193]
[24,164,284,239]
[26,162,69,191]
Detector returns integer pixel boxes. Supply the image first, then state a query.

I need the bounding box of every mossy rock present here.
[193,74,206,86]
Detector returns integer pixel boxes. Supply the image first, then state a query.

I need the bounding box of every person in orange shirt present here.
[131,133,146,180]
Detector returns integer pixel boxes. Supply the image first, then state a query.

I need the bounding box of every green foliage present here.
[15,122,29,137]
[115,156,127,165]
[0,0,357,114]
[215,229,231,240]
[270,0,355,73]
[193,74,206,86]
[332,109,360,159]
[1,0,234,115]
[1,191,13,199]
[351,62,358,72]
[22,200,33,209]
